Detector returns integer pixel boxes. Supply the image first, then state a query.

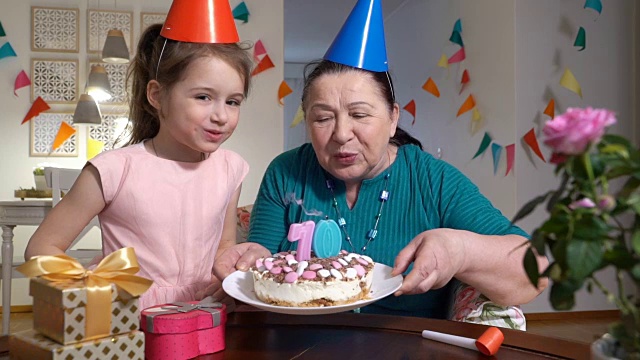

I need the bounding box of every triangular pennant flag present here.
[491,143,503,175]
[403,100,416,125]
[278,80,293,105]
[472,108,481,122]
[0,22,6,37]
[14,70,31,96]
[52,122,76,151]
[422,77,440,98]
[254,39,267,61]
[543,99,555,118]
[251,54,275,76]
[22,96,50,124]
[87,137,105,160]
[0,42,17,59]
[449,30,464,47]
[232,1,250,23]
[456,94,475,117]
[505,144,515,176]
[574,27,586,51]
[437,53,449,69]
[459,69,470,94]
[448,48,466,64]
[473,132,492,159]
[584,0,602,14]
[471,115,484,136]
[453,19,462,33]
[523,128,546,162]
[290,104,305,128]
[560,68,582,98]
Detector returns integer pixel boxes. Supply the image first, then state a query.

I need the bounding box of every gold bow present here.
[17,247,153,340]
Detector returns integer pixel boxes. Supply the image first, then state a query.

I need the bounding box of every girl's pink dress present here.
[89,142,248,309]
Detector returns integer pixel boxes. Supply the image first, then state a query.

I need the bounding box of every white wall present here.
[0,0,283,306]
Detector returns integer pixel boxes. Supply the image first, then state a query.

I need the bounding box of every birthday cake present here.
[251,250,375,307]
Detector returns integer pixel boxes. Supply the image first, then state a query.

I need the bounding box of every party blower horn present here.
[421,326,504,356]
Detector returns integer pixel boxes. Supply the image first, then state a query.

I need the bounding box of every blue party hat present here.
[324,0,388,72]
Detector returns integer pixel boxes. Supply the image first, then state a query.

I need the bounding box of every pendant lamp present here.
[86,65,112,101]
[72,94,102,124]
[102,29,129,63]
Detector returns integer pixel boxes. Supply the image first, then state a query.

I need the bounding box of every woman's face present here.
[305,70,399,186]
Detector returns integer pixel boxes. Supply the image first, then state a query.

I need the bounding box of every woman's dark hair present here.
[301,60,422,150]
[125,23,254,145]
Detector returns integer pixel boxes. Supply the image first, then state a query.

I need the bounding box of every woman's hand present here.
[195,275,225,301]
[391,228,466,296]
[213,242,271,279]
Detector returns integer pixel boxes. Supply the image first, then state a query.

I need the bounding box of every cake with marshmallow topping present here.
[251,250,375,307]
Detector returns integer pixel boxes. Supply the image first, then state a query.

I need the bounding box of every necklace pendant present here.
[379,190,389,201]
[366,229,378,239]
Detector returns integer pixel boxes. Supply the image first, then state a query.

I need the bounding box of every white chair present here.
[43,167,102,263]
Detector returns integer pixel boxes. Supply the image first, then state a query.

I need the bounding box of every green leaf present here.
[523,247,540,287]
[631,264,640,281]
[632,230,640,256]
[600,144,629,159]
[549,281,579,310]
[602,134,634,148]
[603,247,637,270]
[539,216,569,237]
[567,240,603,280]
[512,192,551,224]
[572,215,610,240]
[529,230,546,257]
[618,177,640,198]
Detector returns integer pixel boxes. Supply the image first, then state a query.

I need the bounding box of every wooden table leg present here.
[1,225,15,336]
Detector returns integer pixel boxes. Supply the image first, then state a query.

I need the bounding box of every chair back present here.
[44,167,82,205]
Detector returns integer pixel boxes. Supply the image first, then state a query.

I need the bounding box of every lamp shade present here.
[72,94,102,125]
[102,29,130,64]
[161,0,239,43]
[86,65,112,102]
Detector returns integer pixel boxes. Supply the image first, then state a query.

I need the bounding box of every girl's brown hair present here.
[125,23,253,145]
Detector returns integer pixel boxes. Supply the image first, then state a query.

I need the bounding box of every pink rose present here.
[569,198,596,210]
[543,107,616,155]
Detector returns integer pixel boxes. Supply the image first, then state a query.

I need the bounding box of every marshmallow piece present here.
[345,268,358,279]
[318,269,331,278]
[330,269,343,280]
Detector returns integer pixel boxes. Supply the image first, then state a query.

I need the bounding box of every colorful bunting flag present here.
[278,80,293,105]
[560,68,582,98]
[232,1,250,23]
[453,19,462,33]
[422,77,440,97]
[251,54,275,76]
[14,70,30,96]
[22,96,50,124]
[574,27,586,51]
[505,144,515,176]
[491,143,503,175]
[0,42,17,59]
[473,132,492,159]
[543,99,555,118]
[403,100,416,125]
[52,122,76,152]
[87,138,105,160]
[471,114,483,136]
[523,128,546,162]
[437,53,449,69]
[449,30,463,47]
[584,0,602,14]
[254,40,267,61]
[290,104,305,128]
[459,69,470,94]
[456,94,475,117]
[0,22,5,37]
[472,108,481,122]
[448,48,466,64]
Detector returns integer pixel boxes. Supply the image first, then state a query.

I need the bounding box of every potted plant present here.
[33,166,47,191]
[512,107,639,359]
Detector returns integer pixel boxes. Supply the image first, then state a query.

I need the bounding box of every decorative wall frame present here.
[31,6,79,53]
[87,9,133,54]
[89,60,129,105]
[30,112,78,157]
[140,12,166,34]
[31,59,79,104]
[88,113,128,152]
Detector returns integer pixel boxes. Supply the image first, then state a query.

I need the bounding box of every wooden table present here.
[0,200,52,335]
[210,312,589,359]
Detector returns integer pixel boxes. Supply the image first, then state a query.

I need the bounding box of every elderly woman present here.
[214,0,547,318]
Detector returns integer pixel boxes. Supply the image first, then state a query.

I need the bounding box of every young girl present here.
[24,19,254,309]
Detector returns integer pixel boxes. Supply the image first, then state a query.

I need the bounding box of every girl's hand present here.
[213,242,271,279]
[391,229,466,296]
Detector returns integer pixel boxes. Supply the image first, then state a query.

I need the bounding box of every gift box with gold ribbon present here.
[16,247,153,345]
[9,329,145,360]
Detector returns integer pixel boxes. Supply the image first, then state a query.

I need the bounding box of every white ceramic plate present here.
[222,263,403,315]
